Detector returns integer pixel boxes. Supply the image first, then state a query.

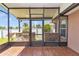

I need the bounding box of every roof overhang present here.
[2,3,60,19]
[3,3,78,19]
[65,5,79,15]
[9,8,58,19]
[4,3,60,8]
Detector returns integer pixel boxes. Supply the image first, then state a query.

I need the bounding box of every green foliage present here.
[44,24,51,32]
[36,24,41,28]
[9,26,19,29]
[9,26,13,29]
[0,38,8,45]
[23,23,29,32]
[15,26,19,29]
[33,24,35,28]
[0,26,6,29]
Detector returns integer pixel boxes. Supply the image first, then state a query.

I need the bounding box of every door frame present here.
[7,7,60,46]
[30,19,44,46]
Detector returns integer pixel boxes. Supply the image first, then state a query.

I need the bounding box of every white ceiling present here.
[4,3,79,18]
[4,3,60,8]
[10,9,58,18]
[3,3,59,18]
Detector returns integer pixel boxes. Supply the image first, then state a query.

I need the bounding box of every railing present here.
[44,32,60,42]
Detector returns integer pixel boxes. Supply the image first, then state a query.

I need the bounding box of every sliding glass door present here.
[8,8,60,46]
[44,19,59,46]
[31,20,43,46]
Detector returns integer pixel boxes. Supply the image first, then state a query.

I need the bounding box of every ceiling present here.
[10,9,58,18]
[4,3,60,8]
[3,3,78,19]
[4,3,59,19]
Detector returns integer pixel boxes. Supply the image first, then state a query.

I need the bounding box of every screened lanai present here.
[0,3,68,47]
[1,3,79,56]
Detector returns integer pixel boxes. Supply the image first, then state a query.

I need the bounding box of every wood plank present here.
[0,46,79,56]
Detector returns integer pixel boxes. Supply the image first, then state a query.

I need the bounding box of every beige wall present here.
[68,10,79,53]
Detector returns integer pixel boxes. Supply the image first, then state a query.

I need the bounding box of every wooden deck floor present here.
[0,46,79,56]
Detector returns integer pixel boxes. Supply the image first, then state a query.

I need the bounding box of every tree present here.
[9,26,14,29]
[36,24,41,34]
[33,24,35,28]
[44,24,51,32]
[36,24,41,28]
[0,26,6,29]
[22,23,29,32]
[0,26,6,38]
[15,26,19,29]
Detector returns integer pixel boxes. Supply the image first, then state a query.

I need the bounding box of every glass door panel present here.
[20,19,30,46]
[60,16,68,45]
[44,19,59,46]
[31,20,43,46]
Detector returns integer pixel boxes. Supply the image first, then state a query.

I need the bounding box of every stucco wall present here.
[68,10,79,53]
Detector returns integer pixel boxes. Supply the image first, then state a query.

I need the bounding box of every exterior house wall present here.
[68,10,79,53]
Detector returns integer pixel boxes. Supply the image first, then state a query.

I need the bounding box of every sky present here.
[0,5,52,28]
[0,5,19,27]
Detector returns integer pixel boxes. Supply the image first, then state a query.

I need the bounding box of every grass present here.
[0,35,42,45]
[0,37,16,45]
[10,37,16,42]
[0,38,8,45]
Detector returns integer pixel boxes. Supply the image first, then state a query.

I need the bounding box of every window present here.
[44,19,57,42]
[9,10,19,42]
[60,16,68,42]
[44,19,55,33]
[0,5,8,45]
[20,19,30,42]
